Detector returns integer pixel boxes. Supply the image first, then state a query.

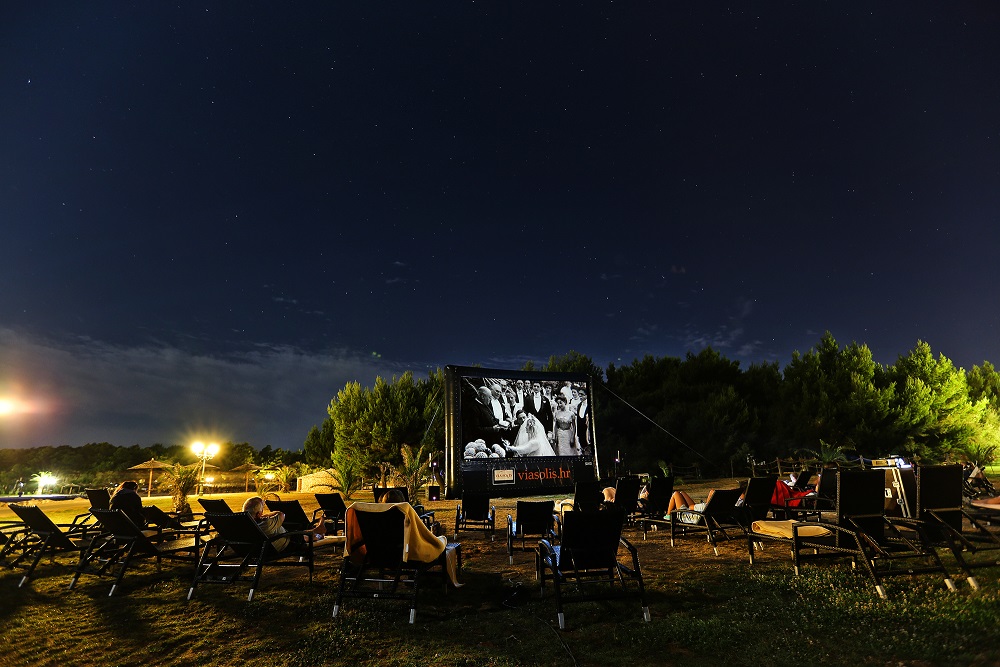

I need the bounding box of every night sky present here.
[2,3,999,450]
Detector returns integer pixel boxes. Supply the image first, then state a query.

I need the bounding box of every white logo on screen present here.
[493,469,515,484]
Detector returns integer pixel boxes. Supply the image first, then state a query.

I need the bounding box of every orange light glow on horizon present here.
[0,396,49,417]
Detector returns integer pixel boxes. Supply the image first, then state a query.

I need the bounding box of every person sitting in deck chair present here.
[242,496,327,552]
[666,488,746,524]
[110,481,147,528]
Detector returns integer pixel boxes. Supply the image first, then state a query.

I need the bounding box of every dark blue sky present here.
[2,2,999,449]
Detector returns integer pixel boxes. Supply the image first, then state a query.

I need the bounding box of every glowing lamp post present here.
[191,441,219,496]
[37,474,58,495]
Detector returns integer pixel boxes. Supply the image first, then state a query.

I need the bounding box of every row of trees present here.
[308,334,1000,481]
[4,333,998,491]
[0,440,305,494]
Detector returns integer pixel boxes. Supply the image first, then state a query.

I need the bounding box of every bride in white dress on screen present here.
[505,413,556,457]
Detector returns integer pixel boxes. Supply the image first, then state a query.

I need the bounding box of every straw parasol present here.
[127,458,173,498]
[231,462,262,492]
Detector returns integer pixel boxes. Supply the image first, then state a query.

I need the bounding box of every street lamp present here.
[191,441,219,496]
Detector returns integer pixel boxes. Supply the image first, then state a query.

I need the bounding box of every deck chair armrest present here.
[506,514,514,529]
[538,538,556,561]
[617,536,642,575]
[790,520,858,546]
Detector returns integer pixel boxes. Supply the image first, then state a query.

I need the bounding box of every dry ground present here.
[2,479,1000,667]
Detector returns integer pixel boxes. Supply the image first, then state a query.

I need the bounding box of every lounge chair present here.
[748,469,956,598]
[507,500,557,565]
[265,499,321,532]
[333,502,460,623]
[913,464,1000,590]
[613,476,642,523]
[6,504,104,588]
[454,493,496,540]
[188,511,318,601]
[85,488,112,510]
[537,507,649,630]
[632,476,674,524]
[197,498,235,514]
[314,493,348,535]
[739,475,778,523]
[70,508,202,596]
[667,487,745,555]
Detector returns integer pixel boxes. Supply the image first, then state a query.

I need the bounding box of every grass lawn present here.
[2,480,999,666]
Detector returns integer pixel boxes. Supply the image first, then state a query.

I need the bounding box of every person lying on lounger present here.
[242,496,326,551]
[665,489,745,524]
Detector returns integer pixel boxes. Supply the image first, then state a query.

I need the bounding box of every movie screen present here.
[444,365,598,497]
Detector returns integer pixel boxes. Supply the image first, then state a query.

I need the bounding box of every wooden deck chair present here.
[507,500,557,564]
[188,512,317,601]
[6,504,104,588]
[454,493,496,540]
[333,503,452,624]
[315,493,348,535]
[915,464,1000,590]
[70,509,202,596]
[537,507,649,630]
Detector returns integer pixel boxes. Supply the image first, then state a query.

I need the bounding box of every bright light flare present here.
[0,395,51,417]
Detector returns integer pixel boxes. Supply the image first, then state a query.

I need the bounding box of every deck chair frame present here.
[6,504,103,587]
[914,464,1000,590]
[454,493,496,540]
[188,512,317,601]
[265,499,320,532]
[507,500,557,565]
[197,498,235,515]
[537,508,649,630]
[314,493,348,535]
[333,504,447,624]
[748,469,956,598]
[70,508,202,596]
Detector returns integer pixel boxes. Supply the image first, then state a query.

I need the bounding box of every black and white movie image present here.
[459,375,592,459]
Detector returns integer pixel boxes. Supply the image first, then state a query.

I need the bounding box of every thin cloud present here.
[0,328,393,449]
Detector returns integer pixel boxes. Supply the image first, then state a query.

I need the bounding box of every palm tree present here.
[392,442,438,503]
[30,471,55,494]
[801,439,851,468]
[311,447,365,500]
[162,464,198,516]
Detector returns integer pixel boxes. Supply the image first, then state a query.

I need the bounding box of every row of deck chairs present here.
[0,493,355,599]
[629,466,1000,599]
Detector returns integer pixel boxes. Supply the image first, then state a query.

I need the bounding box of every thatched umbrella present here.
[231,462,262,492]
[127,458,173,498]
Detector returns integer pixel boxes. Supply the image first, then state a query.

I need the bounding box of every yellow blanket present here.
[751,520,831,539]
[344,502,462,586]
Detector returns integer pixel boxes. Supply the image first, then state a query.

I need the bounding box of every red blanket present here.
[771,481,812,507]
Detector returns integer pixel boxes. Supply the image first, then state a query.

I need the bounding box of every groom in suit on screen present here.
[521,381,554,445]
